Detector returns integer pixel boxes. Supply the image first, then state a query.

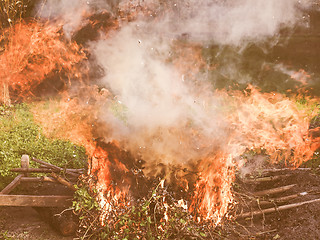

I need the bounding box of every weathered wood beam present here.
[261,168,311,173]
[0,195,73,207]
[11,168,57,173]
[20,176,57,183]
[11,168,82,177]
[259,191,311,206]
[0,174,23,194]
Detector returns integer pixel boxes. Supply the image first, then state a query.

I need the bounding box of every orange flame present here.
[223,86,319,166]
[0,21,85,103]
[190,154,235,224]
[10,6,318,226]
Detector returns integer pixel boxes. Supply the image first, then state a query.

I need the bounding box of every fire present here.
[29,82,319,225]
[190,154,235,223]
[2,1,319,229]
[31,93,131,224]
[0,21,85,104]
[89,144,130,225]
[223,86,319,166]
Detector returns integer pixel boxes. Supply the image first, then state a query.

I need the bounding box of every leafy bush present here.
[74,178,211,240]
[0,103,87,189]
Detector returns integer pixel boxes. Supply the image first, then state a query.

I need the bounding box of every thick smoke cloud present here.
[38,0,312,44]
[37,0,315,169]
[90,0,313,168]
[92,23,229,166]
[158,0,311,45]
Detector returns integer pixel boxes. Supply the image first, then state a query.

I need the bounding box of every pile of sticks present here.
[9,156,84,191]
[235,168,320,219]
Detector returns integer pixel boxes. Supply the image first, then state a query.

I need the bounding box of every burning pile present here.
[1,0,320,237]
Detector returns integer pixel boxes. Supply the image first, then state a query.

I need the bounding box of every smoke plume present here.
[36,0,316,171]
[87,0,313,169]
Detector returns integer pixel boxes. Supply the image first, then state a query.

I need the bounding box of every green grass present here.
[0,103,88,189]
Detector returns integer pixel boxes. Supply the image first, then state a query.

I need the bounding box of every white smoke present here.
[92,23,228,165]
[36,0,110,38]
[36,0,315,167]
[89,0,314,167]
[37,0,312,44]
[146,0,311,45]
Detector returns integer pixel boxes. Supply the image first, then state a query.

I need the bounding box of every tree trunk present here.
[2,82,11,105]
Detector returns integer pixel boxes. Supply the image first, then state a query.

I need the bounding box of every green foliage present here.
[73,183,100,213]
[295,97,319,115]
[74,179,210,240]
[110,100,128,124]
[0,230,14,240]
[0,103,87,189]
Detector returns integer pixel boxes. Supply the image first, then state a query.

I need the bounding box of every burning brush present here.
[1,0,320,238]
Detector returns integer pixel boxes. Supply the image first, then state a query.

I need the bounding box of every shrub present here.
[0,103,87,189]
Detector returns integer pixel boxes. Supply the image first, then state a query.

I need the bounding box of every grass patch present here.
[0,103,88,189]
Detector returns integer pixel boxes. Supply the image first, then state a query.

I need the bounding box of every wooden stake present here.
[0,174,23,194]
[237,198,320,219]
[21,155,30,177]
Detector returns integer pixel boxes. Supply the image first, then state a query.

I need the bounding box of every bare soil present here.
[0,181,77,240]
[231,169,320,240]
[2,170,320,239]
[0,206,75,240]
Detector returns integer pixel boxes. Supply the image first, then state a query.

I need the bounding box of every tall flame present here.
[0,21,85,103]
[3,0,319,227]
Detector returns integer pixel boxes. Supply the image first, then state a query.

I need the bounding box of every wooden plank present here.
[0,195,73,207]
[31,158,79,177]
[243,174,292,183]
[20,176,57,183]
[0,174,23,194]
[11,168,56,173]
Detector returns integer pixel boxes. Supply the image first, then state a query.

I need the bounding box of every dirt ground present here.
[0,182,77,240]
[0,206,75,240]
[1,170,320,239]
[231,169,320,240]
